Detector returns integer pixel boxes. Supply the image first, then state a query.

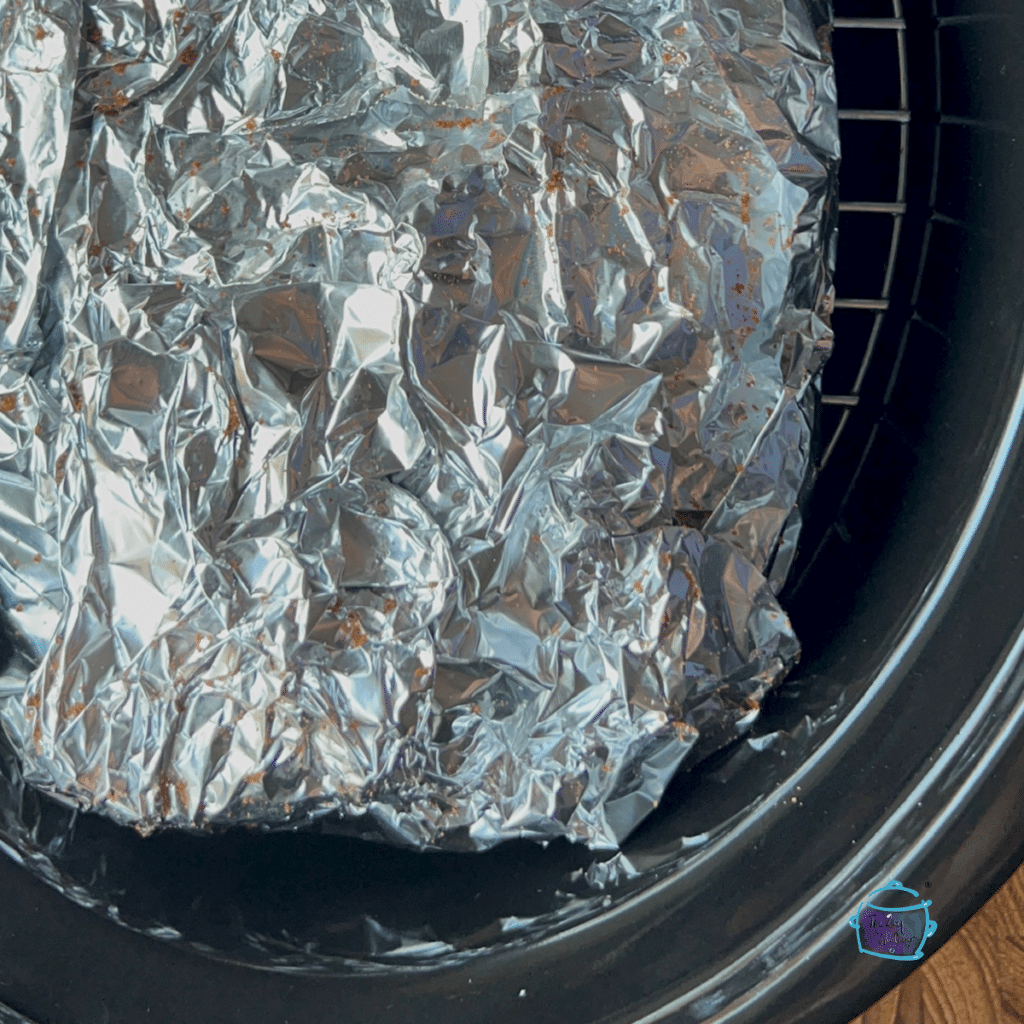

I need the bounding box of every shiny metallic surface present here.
[0,0,837,851]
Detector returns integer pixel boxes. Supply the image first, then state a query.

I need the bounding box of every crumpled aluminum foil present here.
[0,0,838,851]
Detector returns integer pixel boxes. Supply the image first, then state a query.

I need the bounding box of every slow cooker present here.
[1,0,1023,1022]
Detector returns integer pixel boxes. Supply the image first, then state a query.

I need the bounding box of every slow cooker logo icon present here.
[849,880,938,960]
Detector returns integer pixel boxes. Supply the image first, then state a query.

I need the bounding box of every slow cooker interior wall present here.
[784,1,1024,672]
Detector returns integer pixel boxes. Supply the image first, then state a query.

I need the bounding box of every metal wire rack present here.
[820,0,909,469]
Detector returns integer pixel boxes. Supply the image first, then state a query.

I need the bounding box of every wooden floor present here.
[847,859,1024,1023]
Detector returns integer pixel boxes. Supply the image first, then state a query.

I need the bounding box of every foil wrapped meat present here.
[0,0,838,851]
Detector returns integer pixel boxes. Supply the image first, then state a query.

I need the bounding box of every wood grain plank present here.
[848,860,1024,1024]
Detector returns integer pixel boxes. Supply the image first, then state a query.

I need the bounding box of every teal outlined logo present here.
[849,880,937,960]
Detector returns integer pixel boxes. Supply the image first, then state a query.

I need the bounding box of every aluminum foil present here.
[0,0,838,851]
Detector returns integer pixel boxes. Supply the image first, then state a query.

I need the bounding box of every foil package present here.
[0,0,838,851]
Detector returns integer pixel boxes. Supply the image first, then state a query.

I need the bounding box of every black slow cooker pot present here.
[2,0,1024,1021]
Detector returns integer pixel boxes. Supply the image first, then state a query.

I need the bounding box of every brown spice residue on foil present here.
[34,25,49,41]
[339,611,369,649]
[180,45,199,66]
[672,719,697,742]
[0,394,16,414]
[96,91,130,116]
[546,170,566,193]
[79,765,103,792]
[434,116,479,130]
[67,380,84,412]
[65,703,86,720]
[158,773,172,815]
[382,598,397,614]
